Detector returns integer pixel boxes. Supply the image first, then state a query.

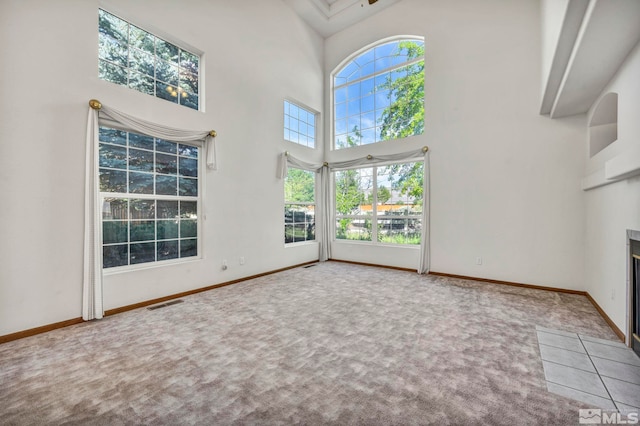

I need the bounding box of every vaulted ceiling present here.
[283,0,402,38]
[541,0,640,118]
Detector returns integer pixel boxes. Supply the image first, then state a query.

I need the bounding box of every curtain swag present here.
[277,147,430,274]
[82,100,218,321]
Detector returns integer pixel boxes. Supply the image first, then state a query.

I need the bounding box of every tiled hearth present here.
[536,326,640,411]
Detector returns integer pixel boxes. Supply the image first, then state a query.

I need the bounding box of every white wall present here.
[584,40,640,332]
[324,0,587,287]
[0,0,323,335]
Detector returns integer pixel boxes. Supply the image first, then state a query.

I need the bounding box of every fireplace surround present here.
[627,230,640,357]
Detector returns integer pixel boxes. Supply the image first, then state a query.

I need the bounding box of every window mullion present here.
[333,57,424,91]
[100,126,200,269]
[99,9,200,111]
[372,166,378,244]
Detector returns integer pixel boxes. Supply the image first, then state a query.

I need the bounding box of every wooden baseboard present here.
[429,271,625,343]
[329,258,416,273]
[105,260,318,316]
[428,271,587,295]
[585,293,625,342]
[0,317,84,345]
[0,260,318,345]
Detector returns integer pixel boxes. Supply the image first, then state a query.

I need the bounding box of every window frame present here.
[98,125,204,273]
[283,99,318,149]
[333,161,423,246]
[98,8,202,111]
[330,36,425,150]
[284,168,317,245]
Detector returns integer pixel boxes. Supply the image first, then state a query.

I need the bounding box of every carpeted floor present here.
[0,262,619,425]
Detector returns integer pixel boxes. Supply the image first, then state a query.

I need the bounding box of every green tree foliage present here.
[377,185,392,204]
[336,169,365,215]
[366,185,391,204]
[98,10,199,109]
[336,129,366,215]
[379,41,425,141]
[384,163,424,204]
[378,41,425,203]
[285,169,314,202]
[335,130,369,238]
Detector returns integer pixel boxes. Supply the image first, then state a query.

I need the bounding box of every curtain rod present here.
[89,99,217,138]
[285,146,429,160]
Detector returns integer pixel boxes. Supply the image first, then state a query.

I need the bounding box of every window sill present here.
[103,256,202,276]
[284,240,318,248]
[333,239,420,249]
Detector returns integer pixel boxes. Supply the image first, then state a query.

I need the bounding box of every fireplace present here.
[633,254,640,357]
[628,230,640,358]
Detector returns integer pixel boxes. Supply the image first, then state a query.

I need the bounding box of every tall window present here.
[333,38,424,149]
[284,100,316,148]
[335,162,423,245]
[98,9,200,110]
[284,169,316,244]
[99,127,200,268]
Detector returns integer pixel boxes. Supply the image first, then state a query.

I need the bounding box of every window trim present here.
[283,98,319,149]
[98,125,204,273]
[330,35,425,150]
[98,8,204,111]
[284,167,317,245]
[333,161,423,247]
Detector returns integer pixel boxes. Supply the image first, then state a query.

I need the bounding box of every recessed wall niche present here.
[589,92,618,157]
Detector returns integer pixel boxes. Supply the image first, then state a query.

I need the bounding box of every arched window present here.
[333,37,424,149]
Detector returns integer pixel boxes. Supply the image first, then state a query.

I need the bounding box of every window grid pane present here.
[334,39,424,149]
[98,9,200,111]
[284,169,316,244]
[334,163,423,245]
[100,127,199,269]
[284,100,316,149]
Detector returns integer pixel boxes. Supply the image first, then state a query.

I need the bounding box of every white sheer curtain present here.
[99,104,217,170]
[278,147,430,273]
[84,107,102,320]
[418,150,430,274]
[83,100,217,321]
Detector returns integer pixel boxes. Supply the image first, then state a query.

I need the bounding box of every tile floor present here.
[536,326,640,412]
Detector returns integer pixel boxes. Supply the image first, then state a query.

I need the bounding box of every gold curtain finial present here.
[89,99,102,110]
[422,146,429,153]
[367,154,373,160]
[323,162,329,167]
[209,130,217,138]
[284,151,290,157]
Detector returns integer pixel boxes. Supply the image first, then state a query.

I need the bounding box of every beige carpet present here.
[0,261,619,425]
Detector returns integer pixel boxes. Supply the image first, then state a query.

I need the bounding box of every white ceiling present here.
[283,0,402,38]
[542,0,640,118]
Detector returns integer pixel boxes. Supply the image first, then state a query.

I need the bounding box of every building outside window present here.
[335,161,423,245]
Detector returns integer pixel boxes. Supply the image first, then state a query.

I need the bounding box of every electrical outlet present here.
[239,256,245,265]
[476,257,482,266]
